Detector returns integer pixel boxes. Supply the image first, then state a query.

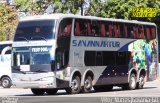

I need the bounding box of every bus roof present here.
[0,41,12,45]
[20,13,156,26]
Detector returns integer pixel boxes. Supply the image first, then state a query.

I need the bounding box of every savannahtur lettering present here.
[72,40,120,48]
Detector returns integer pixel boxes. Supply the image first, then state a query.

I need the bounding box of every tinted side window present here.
[58,18,72,37]
[85,51,116,66]
[100,21,106,37]
[84,51,131,66]
[96,52,103,66]
[151,26,156,39]
[115,52,129,65]
[137,25,144,39]
[96,21,113,37]
[113,22,124,38]
[103,51,116,65]
[84,51,96,66]
[74,19,88,36]
[144,25,156,40]
[125,23,137,38]
[90,20,100,36]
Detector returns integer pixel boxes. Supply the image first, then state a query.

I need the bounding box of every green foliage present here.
[15,0,32,11]
[15,0,88,15]
[86,0,160,19]
[0,4,18,41]
[85,0,160,28]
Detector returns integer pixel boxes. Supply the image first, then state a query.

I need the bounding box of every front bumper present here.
[12,81,56,88]
[12,73,56,88]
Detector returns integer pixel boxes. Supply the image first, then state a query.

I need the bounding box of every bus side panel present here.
[95,65,128,86]
[128,39,158,81]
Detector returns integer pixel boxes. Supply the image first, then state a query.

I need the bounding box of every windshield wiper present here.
[15,37,29,42]
[30,36,47,41]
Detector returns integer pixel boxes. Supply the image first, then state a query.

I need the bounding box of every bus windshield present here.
[14,20,55,41]
[12,47,52,66]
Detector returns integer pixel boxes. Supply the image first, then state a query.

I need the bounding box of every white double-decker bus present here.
[11,14,158,95]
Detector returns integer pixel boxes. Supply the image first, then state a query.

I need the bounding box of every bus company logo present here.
[72,40,120,48]
[132,8,157,18]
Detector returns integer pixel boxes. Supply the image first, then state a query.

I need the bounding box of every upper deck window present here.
[144,25,156,40]
[14,20,55,41]
[58,18,72,37]
[74,19,88,36]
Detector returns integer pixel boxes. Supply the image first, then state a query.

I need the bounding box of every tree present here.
[0,3,18,41]
[15,0,90,15]
[86,0,160,20]
[85,0,160,30]
[61,0,90,15]
[85,0,102,16]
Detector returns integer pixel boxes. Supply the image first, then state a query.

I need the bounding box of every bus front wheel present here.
[66,76,81,94]
[136,75,145,89]
[31,88,45,95]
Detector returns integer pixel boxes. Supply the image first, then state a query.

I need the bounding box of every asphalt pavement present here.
[0,80,160,103]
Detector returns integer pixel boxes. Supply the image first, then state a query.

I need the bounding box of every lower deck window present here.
[84,51,130,66]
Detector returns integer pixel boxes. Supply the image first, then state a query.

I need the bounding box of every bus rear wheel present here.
[31,88,45,95]
[123,73,137,90]
[66,76,81,94]
[46,89,58,95]
[82,76,93,93]
[136,75,145,89]
[129,73,137,90]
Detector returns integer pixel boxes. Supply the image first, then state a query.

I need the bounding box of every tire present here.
[65,76,81,94]
[46,89,58,95]
[136,75,145,89]
[123,73,137,90]
[82,76,93,93]
[1,77,12,88]
[31,88,45,95]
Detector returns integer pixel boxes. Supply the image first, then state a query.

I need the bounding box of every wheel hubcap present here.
[85,79,91,89]
[71,79,79,91]
[131,77,136,88]
[139,77,144,86]
[2,80,9,87]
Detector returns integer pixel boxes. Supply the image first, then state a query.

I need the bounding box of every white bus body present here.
[11,14,158,95]
[0,41,12,88]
